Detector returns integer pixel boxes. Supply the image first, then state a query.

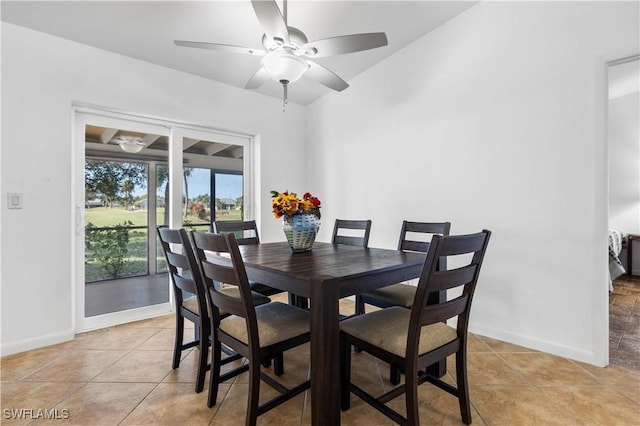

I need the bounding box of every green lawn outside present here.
[85,206,242,227]
[85,207,158,227]
[84,207,242,282]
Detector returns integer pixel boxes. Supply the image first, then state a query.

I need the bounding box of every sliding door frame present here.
[72,104,255,333]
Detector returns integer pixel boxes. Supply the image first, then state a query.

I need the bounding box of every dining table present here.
[238,241,433,425]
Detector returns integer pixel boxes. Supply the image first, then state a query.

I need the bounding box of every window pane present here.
[84,160,149,282]
[156,164,168,272]
[214,173,243,221]
[184,167,212,231]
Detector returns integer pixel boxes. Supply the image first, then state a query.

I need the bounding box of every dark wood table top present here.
[238,241,426,297]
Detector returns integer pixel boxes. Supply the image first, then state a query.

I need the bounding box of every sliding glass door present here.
[74,108,252,332]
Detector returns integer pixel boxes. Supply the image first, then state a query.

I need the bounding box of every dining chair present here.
[333,220,372,315]
[340,230,491,426]
[213,220,292,373]
[156,226,212,393]
[354,221,450,384]
[332,219,372,248]
[157,227,271,393]
[356,221,451,315]
[190,231,311,424]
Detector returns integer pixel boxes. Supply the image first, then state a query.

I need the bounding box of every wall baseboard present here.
[470,323,604,367]
[1,329,75,357]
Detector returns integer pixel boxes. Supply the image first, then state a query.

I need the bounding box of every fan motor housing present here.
[262,27,308,53]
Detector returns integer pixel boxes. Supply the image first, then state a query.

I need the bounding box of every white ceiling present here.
[1,0,477,105]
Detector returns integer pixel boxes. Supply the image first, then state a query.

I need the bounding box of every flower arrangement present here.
[271,191,321,219]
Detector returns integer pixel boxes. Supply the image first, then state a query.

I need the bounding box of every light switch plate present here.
[8,193,23,209]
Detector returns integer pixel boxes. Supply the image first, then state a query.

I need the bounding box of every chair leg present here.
[194,322,201,342]
[298,297,309,310]
[246,355,261,426]
[288,293,309,309]
[390,365,401,385]
[173,314,184,369]
[207,337,222,408]
[274,353,285,376]
[195,323,209,393]
[456,350,472,425]
[405,365,419,426]
[355,294,365,315]
[340,333,352,411]
[296,295,309,310]
[288,292,296,306]
[352,296,365,353]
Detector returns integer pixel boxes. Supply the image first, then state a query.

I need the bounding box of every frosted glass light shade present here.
[117,136,145,153]
[262,51,308,83]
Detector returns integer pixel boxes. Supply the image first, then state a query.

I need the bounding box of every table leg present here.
[309,278,341,426]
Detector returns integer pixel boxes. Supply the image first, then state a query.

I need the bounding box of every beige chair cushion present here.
[363,283,416,307]
[220,302,310,348]
[182,295,199,315]
[340,306,457,358]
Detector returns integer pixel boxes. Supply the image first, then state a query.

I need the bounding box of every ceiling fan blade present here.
[174,40,264,56]
[305,61,349,92]
[302,33,388,58]
[251,0,290,45]
[245,67,272,89]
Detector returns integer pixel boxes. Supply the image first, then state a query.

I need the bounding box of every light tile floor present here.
[2,297,640,425]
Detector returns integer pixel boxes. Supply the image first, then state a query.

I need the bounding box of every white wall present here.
[2,2,639,366]
[0,23,306,355]
[307,1,639,365]
[608,88,640,274]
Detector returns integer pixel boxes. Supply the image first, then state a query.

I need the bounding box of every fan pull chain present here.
[282,81,288,112]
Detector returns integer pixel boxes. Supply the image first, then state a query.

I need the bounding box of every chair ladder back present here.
[213,220,260,245]
[430,264,478,292]
[158,227,183,244]
[400,220,451,240]
[420,295,469,326]
[191,231,258,321]
[400,240,430,253]
[164,250,198,295]
[333,235,366,247]
[157,227,208,307]
[332,219,372,248]
[210,288,249,320]
[398,221,451,274]
[410,230,491,338]
[172,273,198,296]
[200,261,238,288]
[165,250,190,270]
[439,232,488,258]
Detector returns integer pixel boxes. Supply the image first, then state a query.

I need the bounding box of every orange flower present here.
[271,190,321,219]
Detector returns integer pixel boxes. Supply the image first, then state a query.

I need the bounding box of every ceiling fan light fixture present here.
[262,51,308,84]
[116,136,145,154]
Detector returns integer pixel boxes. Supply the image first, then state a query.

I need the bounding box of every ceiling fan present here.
[174,0,388,109]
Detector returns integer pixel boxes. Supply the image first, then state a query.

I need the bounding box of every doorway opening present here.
[607,56,640,370]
